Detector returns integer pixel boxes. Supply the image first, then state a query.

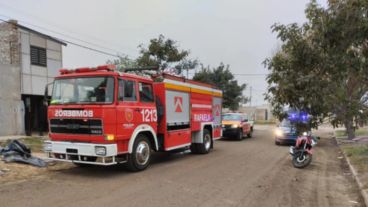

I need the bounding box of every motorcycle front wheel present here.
[292,152,312,168]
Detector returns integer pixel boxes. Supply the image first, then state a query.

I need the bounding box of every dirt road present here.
[0,125,364,207]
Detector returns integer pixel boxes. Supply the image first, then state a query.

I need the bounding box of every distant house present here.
[238,104,275,121]
[0,19,67,136]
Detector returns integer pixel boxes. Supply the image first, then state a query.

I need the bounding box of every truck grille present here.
[50,119,103,135]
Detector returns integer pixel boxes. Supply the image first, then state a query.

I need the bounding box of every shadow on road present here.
[218,137,253,142]
[51,151,194,178]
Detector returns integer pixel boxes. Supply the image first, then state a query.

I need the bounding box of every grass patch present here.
[342,144,368,173]
[335,130,346,137]
[0,137,46,152]
[335,128,368,138]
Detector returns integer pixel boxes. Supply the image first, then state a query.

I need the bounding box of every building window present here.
[30,46,47,67]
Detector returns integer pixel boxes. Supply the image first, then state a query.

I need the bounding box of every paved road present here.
[0,125,364,207]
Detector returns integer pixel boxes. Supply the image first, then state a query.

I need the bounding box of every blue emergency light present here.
[288,111,309,122]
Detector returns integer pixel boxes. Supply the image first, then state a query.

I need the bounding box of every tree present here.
[264,0,368,139]
[137,34,198,74]
[193,63,247,111]
[106,55,137,68]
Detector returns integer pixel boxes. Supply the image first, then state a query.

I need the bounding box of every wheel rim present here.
[204,134,211,151]
[136,141,150,166]
[297,155,306,162]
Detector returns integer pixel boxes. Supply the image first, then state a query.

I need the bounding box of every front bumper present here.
[275,135,297,145]
[44,141,123,166]
[222,128,240,137]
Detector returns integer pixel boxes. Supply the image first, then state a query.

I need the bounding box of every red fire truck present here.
[44,65,223,171]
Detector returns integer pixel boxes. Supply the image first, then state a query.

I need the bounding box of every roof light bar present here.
[97,64,116,71]
[58,65,117,75]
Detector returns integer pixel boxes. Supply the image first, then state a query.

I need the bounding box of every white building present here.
[0,19,66,136]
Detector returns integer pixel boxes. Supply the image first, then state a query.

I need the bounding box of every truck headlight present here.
[95,146,106,156]
[44,141,52,152]
[275,129,283,137]
[231,124,239,128]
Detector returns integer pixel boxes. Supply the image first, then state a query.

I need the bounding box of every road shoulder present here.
[337,137,368,207]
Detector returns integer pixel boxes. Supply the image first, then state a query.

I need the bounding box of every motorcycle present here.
[289,132,318,168]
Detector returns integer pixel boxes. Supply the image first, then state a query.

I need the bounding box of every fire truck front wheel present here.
[191,129,212,154]
[126,134,152,172]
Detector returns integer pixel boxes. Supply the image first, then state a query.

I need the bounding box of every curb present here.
[335,137,368,207]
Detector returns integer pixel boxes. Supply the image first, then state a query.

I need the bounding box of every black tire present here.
[237,129,243,140]
[292,152,312,168]
[275,140,280,145]
[191,129,212,154]
[126,134,152,172]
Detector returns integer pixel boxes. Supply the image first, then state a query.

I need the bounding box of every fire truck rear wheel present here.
[191,129,212,154]
[126,134,152,172]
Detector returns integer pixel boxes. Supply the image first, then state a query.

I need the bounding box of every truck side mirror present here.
[44,82,53,106]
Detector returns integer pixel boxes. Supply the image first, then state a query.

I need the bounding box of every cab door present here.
[116,78,140,151]
[137,81,157,132]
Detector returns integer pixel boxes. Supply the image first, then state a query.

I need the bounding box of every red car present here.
[222,113,252,140]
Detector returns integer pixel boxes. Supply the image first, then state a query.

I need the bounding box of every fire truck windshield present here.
[50,77,115,105]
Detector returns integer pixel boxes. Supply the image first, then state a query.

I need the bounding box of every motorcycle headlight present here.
[275,129,283,137]
[302,132,308,136]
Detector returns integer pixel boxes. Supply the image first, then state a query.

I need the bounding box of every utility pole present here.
[249,86,252,107]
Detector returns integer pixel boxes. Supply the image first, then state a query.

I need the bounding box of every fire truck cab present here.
[44,65,222,171]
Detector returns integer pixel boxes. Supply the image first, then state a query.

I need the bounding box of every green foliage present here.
[264,0,368,139]
[106,55,138,68]
[136,34,197,74]
[193,63,247,111]
[106,35,249,112]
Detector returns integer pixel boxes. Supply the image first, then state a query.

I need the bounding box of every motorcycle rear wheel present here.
[292,152,312,168]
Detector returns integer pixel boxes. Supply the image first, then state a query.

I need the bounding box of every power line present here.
[0,18,120,58]
[60,39,120,58]
[233,73,268,76]
[189,72,268,76]
[0,2,135,53]
[0,15,122,56]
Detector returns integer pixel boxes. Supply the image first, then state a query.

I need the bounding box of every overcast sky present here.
[0,0,326,106]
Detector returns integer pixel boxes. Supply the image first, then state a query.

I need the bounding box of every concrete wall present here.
[0,63,25,135]
[0,21,20,65]
[238,104,275,121]
[20,29,63,96]
[238,107,257,120]
[0,20,64,135]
